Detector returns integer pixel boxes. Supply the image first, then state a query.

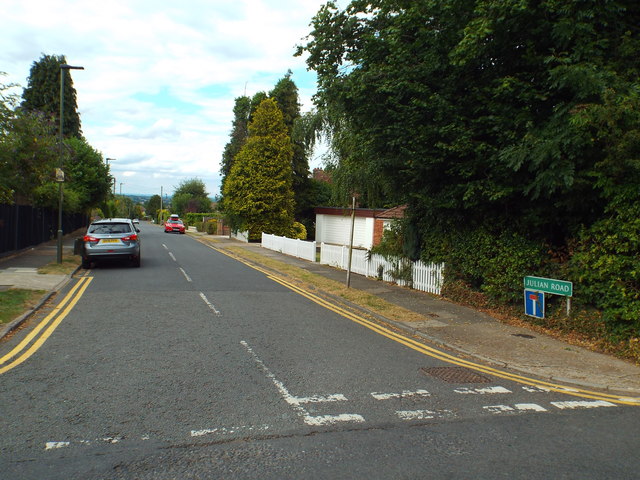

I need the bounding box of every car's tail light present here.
[122,234,138,242]
[83,235,99,243]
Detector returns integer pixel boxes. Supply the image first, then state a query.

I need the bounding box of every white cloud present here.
[1,0,339,196]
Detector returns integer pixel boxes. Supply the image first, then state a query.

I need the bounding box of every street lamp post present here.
[106,158,116,195]
[57,63,84,263]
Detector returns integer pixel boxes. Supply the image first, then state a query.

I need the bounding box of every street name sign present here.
[523,276,572,297]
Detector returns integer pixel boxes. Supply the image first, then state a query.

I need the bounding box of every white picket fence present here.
[319,243,443,295]
[261,233,317,262]
[231,230,249,243]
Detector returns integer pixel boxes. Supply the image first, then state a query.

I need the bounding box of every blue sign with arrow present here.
[524,289,545,319]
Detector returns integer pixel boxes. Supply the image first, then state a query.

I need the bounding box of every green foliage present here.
[570,201,640,337]
[21,54,82,138]
[417,226,555,305]
[299,0,640,340]
[269,71,311,212]
[205,219,218,235]
[370,220,405,260]
[184,212,217,226]
[63,137,111,211]
[157,209,170,223]
[223,98,295,239]
[171,178,210,216]
[300,0,639,233]
[221,96,251,185]
[290,221,307,240]
[0,107,58,203]
[145,194,161,218]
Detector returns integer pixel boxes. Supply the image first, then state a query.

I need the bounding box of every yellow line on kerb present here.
[0,277,93,375]
[209,243,640,406]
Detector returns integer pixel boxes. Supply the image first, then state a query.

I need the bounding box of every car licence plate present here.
[100,238,120,244]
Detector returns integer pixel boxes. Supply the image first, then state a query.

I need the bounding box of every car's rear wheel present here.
[132,256,141,268]
[81,258,91,269]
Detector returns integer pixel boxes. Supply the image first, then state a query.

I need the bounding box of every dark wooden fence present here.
[0,203,88,256]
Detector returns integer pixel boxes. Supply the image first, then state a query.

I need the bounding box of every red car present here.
[164,218,186,234]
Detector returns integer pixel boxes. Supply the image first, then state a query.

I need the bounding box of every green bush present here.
[441,228,553,304]
[290,221,307,240]
[570,201,640,337]
[184,212,217,227]
[205,219,217,235]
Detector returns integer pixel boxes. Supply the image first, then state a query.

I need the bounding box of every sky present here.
[1,0,339,198]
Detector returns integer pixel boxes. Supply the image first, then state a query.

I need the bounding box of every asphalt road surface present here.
[1,223,638,479]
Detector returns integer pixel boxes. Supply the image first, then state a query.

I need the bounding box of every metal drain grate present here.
[512,333,535,339]
[421,366,491,384]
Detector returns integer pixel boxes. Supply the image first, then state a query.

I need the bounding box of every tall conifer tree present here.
[223,98,294,238]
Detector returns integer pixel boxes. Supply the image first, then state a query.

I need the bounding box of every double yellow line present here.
[211,244,640,406]
[0,276,92,375]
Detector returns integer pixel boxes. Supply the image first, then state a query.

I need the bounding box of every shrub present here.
[438,228,554,304]
[185,212,217,226]
[290,222,307,240]
[570,201,640,338]
[205,219,217,235]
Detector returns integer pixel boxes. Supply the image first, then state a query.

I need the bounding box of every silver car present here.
[81,218,141,268]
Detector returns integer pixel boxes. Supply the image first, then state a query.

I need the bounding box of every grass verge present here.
[0,289,46,325]
[38,254,80,275]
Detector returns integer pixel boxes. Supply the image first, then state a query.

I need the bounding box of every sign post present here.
[523,276,573,316]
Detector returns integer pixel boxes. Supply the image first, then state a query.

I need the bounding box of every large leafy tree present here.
[30,137,110,212]
[223,98,294,238]
[21,54,82,138]
[171,178,210,215]
[299,0,640,332]
[145,194,162,219]
[299,0,640,244]
[1,76,58,203]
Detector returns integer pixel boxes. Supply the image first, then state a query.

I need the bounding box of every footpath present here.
[1,231,639,397]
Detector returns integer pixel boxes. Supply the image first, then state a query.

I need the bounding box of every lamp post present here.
[106,158,116,195]
[57,63,84,263]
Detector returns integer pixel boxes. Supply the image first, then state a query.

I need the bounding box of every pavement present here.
[2,230,639,397]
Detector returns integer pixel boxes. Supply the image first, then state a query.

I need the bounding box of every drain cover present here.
[421,366,491,384]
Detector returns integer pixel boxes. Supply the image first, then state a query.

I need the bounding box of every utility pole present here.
[56,63,84,263]
[159,186,163,224]
[346,196,356,288]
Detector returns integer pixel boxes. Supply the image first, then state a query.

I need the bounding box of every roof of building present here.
[375,205,407,219]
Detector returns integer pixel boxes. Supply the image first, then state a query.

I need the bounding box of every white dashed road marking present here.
[483,404,548,414]
[455,386,512,395]
[371,390,431,400]
[551,400,617,410]
[179,268,192,282]
[396,409,453,420]
[45,441,69,450]
[191,424,271,438]
[240,340,363,426]
[199,292,221,316]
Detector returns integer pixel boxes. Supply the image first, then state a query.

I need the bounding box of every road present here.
[1,223,638,479]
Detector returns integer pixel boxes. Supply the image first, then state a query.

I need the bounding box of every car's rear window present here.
[89,223,132,234]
